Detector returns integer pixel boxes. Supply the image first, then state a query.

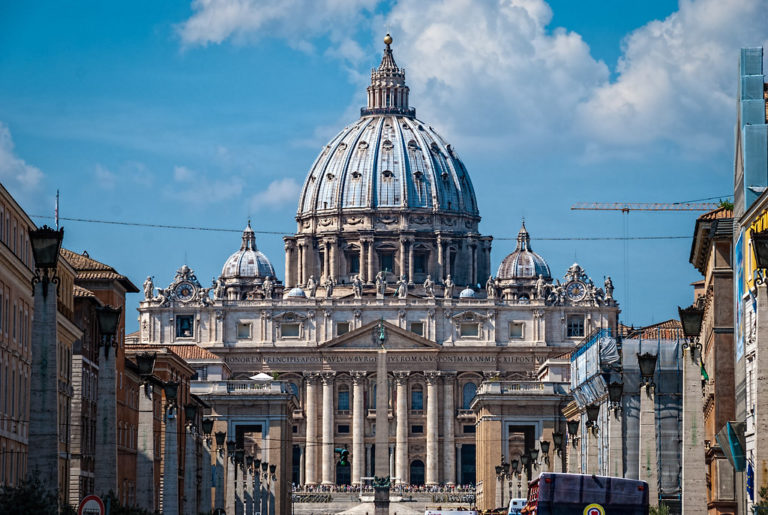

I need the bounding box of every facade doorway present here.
[460,444,476,485]
[336,462,351,485]
[410,460,425,485]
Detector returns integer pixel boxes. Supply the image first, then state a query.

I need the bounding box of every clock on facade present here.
[174,281,196,302]
[565,281,587,301]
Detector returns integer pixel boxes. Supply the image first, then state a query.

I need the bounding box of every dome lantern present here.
[361,34,414,118]
[221,222,277,281]
[497,221,551,281]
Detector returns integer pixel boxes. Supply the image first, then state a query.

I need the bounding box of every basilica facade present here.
[137,35,619,489]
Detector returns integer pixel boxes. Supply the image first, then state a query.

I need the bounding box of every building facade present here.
[137,35,619,496]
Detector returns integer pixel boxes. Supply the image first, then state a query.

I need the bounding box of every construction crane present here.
[571,202,721,212]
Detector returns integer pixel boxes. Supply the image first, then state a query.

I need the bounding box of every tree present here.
[0,474,60,514]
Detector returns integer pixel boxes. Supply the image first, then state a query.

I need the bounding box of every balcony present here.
[476,381,568,396]
[367,408,394,419]
[190,380,288,395]
[337,410,351,417]
[456,409,475,420]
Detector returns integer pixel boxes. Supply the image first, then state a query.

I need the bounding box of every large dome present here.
[297,36,478,218]
[497,222,551,280]
[221,222,276,280]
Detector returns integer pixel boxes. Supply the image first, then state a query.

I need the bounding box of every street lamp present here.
[164,382,179,410]
[637,352,658,389]
[29,225,64,297]
[184,404,198,428]
[226,440,235,460]
[678,304,704,354]
[552,431,563,456]
[495,459,511,509]
[607,381,624,411]
[567,419,580,447]
[202,419,214,436]
[585,404,600,434]
[751,229,768,284]
[96,305,122,358]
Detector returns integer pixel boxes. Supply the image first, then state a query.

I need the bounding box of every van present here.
[508,497,527,514]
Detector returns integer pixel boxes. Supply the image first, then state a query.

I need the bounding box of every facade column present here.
[682,345,707,514]
[136,384,155,511]
[183,427,197,515]
[321,372,336,485]
[399,238,407,278]
[425,371,439,485]
[329,237,338,280]
[299,445,305,486]
[442,372,456,485]
[163,406,179,515]
[639,384,659,506]
[28,279,60,493]
[359,241,366,283]
[394,371,409,484]
[437,237,444,281]
[323,241,330,281]
[352,372,366,485]
[304,373,319,485]
[368,240,375,284]
[456,444,462,485]
[284,242,293,288]
[608,407,624,478]
[215,444,226,510]
[408,239,415,284]
[94,345,117,496]
[471,245,477,285]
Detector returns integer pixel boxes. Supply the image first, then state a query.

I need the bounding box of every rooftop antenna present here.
[55,189,59,230]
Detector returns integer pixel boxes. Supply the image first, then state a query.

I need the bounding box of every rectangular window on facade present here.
[175,315,194,338]
[410,322,424,336]
[411,389,423,411]
[509,322,524,339]
[347,254,360,274]
[237,322,251,339]
[293,425,298,434]
[414,253,427,274]
[337,424,350,434]
[567,315,585,337]
[338,389,350,411]
[380,252,394,273]
[281,323,300,338]
[337,322,350,336]
[411,425,424,434]
[459,323,479,337]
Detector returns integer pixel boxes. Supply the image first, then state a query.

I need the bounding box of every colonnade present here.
[302,370,467,486]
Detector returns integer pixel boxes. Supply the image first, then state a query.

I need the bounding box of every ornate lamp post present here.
[540,440,551,466]
[637,353,658,389]
[184,403,198,429]
[552,431,563,456]
[215,431,226,454]
[585,404,600,435]
[678,304,704,353]
[27,225,64,493]
[495,459,510,510]
[607,381,624,411]
[566,419,580,447]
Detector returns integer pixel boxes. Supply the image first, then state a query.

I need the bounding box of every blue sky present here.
[1,0,766,332]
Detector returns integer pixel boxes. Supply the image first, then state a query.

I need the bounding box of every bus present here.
[521,473,649,515]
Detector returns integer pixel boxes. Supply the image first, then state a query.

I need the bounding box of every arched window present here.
[338,385,350,411]
[462,382,477,410]
[411,385,423,411]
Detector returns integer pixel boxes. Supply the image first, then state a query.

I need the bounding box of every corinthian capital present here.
[393,371,410,385]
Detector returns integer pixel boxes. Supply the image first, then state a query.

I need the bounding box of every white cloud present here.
[0,122,43,192]
[250,178,301,210]
[169,165,245,203]
[178,0,379,62]
[576,0,768,154]
[177,0,768,158]
[94,164,118,190]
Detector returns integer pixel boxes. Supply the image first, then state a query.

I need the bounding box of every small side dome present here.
[459,287,476,298]
[497,221,551,280]
[221,222,276,279]
[286,287,307,298]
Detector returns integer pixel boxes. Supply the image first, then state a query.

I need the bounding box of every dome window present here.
[358,141,369,150]
[407,140,419,150]
[430,142,442,155]
[413,171,423,180]
[441,171,450,181]
[382,140,394,151]
[351,171,362,180]
[337,143,347,151]
[382,170,394,179]
[326,173,335,181]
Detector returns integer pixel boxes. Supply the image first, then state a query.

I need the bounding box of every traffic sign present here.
[77,495,105,515]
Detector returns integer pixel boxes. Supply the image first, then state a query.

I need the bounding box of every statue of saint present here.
[263,276,274,299]
[423,275,435,298]
[485,275,496,299]
[375,271,387,295]
[352,275,364,299]
[604,276,614,300]
[324,276,335,298]
[143,276,154,300]
[396,274,408,299]
[307,275,318,298]
[535,274,546,300]
[444,274,455,299]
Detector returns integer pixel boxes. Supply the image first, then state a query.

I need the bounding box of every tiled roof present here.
[698,206,733,221]
[626,319,683,340]
[73,285,96,298]
[168,344,224,362]
[60,248,139,292]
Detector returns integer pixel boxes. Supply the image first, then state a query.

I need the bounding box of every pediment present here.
[319,320,440,350]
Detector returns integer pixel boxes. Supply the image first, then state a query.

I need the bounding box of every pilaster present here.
[394,371,409,484]
[425,371,439,485]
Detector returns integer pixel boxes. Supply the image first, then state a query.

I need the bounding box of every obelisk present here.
[374,321,390,514]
